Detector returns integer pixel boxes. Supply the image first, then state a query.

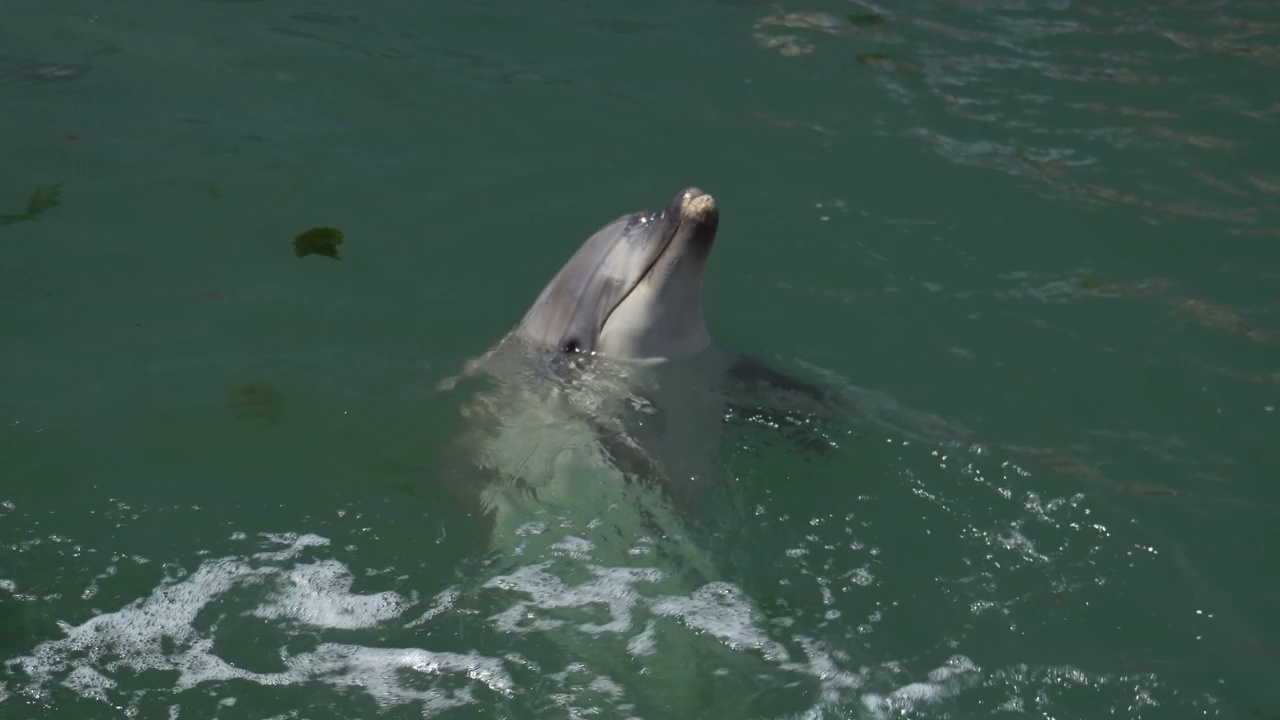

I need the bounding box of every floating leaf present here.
[857,52,891,65]
[293,226,344,259]
[847,13,887,27]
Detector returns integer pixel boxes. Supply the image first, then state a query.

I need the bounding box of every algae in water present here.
[293,227,344,259]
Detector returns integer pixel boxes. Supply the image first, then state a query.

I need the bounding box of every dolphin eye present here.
[561,339,581,354]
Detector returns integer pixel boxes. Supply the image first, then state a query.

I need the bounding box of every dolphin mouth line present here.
[593,208,696,343]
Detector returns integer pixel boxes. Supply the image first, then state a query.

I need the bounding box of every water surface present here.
[2,0,1278,718]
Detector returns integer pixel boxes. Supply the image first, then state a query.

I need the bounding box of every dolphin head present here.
[513,187,720,362]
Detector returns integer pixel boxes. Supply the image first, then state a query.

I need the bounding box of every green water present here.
[3,0,1278,717]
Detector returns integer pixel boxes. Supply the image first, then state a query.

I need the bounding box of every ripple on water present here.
[0,520,988,719]
[749,1,1278,234]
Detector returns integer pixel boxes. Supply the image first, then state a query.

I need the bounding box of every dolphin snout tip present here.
[678,187,717,221]
[679,187,710,203]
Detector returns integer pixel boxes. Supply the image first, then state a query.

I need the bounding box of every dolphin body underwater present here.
[434,187,842,716]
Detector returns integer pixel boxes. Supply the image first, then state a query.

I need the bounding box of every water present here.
[2,0,1278,717]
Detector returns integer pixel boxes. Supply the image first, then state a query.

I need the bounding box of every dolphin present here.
[437,185,840,504]
[434,187,838,716]
[436,184,843,544]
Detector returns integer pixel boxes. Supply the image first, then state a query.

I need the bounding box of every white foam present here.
[548,535,596,561]
[13,554,270,696]
[484,561,663,636]
[626,620,658,657]
[859,655,980,719]
[250,559,407,629]
[479,547,972,716]
[7,533,511,715]
[6,529,1084,718]
[285,643,513,708]
[61,666,115,702]
[778,635,866,712]
[251,532,330,561]
[650,582,792,662]
[541,661,639,718]
[404,586,460,628]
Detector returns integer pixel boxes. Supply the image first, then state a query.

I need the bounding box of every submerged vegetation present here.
[0,183,64,226]
[229,380,286,425]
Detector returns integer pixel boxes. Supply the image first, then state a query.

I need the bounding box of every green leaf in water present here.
[294,226,344,259]
[847,13,887,27]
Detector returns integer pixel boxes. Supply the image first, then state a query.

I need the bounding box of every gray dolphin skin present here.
[516,186,720,361]
[435,187,837,715]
